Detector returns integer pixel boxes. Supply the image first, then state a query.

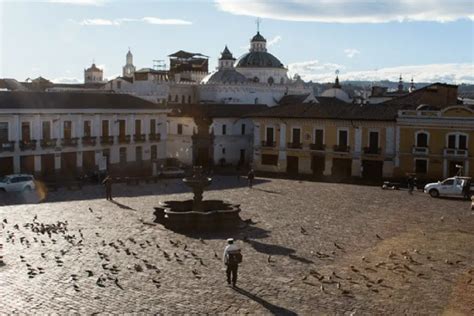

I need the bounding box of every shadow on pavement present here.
[244,239,313,264]
[109,200,137,211]
[0,176,271,206]
[232,286,297,316]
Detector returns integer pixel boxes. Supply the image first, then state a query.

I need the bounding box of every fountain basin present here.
[154,200,241,231]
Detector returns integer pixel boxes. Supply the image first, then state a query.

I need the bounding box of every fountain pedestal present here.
[154,166,241,231]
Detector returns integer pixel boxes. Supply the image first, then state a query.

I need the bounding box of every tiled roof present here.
[0,91,168,110]
[383,82,458,108]
[250,99,398,121]
[278,94,310,105]
[168,103,269,118]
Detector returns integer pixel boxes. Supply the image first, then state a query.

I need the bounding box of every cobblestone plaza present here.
[1,177,473,314]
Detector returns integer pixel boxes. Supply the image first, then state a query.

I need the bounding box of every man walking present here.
[102,175,113,201]
[247,169,255,188]
[223,238,242,287]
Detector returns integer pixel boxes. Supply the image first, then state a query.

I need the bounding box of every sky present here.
[0,0,473,84]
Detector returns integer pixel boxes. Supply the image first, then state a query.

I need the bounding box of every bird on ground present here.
[300,227,307,234]
[89,208,93,213]
[86,270,94,277]
[376,234,383,240]
[334,242,344,250]
[3,219,8,224]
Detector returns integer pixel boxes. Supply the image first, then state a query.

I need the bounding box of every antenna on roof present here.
[256,17,261,32]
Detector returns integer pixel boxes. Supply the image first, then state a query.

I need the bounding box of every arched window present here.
[181,95,185,103]
[188,95,192,103]
[416,132,428,147]
[267,77,274,85]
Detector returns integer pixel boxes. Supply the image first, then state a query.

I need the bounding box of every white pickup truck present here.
[424,176,473,198]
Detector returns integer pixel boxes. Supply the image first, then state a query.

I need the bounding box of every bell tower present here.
[122,48,136,78]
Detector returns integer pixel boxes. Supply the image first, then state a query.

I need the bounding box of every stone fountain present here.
[154,166,241,231]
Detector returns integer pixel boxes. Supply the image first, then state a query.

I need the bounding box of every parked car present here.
[424,176,473,198]
[159,167,185,178]
[0,174,36,192]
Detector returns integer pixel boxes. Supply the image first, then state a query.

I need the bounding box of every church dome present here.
[236,52,284,68]
[251,31,266,42]
[201,69,248,84]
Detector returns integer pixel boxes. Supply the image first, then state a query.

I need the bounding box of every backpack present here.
[228,251,242,264]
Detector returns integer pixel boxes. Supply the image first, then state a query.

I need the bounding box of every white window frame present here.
[41,120,53,139]
[20,120,33,140]
[415,130,430,147]
[446,132,469,149]
[265,125,275,142]
[101,119,110,137]
[83,120,93,137]
[337,127,350,146]
[313,127,325,145]
[367,128,381,148]
[291,126,302,144]
[414,158,429,174]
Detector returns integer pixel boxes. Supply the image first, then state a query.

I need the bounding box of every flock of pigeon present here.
[1,208,223,295]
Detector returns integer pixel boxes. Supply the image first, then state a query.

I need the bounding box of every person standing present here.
[247,169,255,188]
[223,238,242,287]
[102,176,113,201]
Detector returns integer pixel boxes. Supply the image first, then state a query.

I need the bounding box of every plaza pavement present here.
[0,176,473,315]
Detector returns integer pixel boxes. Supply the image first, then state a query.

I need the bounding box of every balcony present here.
[61,137,79,147]
[149,133,161,142]
[118,135,131,144]
[287,142,303,149]
[333,144,350,153]
[40,138,57,149]
[443,147,468,158]
[19,140,37,151]
[100,135,114,145]
[134,134,146,143]
[310,143,326,151]
[0,141,15,152]
[363,147,382,155]
[82,136,97,147]
[412,146,429,155]
[261,140,276,148]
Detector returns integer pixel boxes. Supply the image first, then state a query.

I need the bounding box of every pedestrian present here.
[223,238,242,287]
[407,174,414,194]
[102,175,113,201]
[463,178,471,199]
[247,169,255,188]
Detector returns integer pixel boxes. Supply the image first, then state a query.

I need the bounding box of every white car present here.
[0,174,36,192]
[424,176,473,198]
[159,167,185,178]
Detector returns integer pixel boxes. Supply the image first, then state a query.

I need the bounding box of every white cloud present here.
[215,0,474,23]
[48,0,106,5]
[141,17,192,25]
[288,61,474,84]
[267,35,282,47]
[77,17,192,26]
[344,48,360,58]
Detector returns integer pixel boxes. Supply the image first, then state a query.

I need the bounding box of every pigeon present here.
[214,251,219,259]
[334,242,344,250]
[89,207,93,213]
[96,277,106,287]
[300,227,307,234]
[376,234,383,240]
[3,219,8,224]
[267,255,275,263]
[86,270,94,277]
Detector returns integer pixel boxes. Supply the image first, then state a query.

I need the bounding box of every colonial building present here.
[387,83,473,179]
[251,97,397,180]
[166,103,267,167]
[250,83,474,181]
[0,91,168,178]
[200,33,314,106]
[84,63,104,84]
